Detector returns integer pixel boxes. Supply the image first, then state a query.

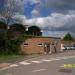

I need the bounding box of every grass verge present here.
[0,54,43,63]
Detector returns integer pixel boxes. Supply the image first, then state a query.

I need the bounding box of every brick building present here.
[21,37,61,54]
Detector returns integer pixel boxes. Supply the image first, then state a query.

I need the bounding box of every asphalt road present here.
[0,51,75,75]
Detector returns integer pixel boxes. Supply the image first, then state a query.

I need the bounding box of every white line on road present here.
[49,58,60,61]
[19,61,31,65]
[31,60,42,63]
[9,64,19,67]
[5,74,12,75]
[32,69,47,72]
[42,59,53,62]
[0,64,18,71]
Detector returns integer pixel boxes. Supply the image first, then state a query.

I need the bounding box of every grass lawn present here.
[0,54,42,63]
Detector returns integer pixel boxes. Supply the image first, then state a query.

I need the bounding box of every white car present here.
[66,46,75,50]
[66,47,71,50]
[70,46,75,50]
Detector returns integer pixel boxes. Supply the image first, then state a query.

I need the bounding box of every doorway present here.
[44,43,50,54]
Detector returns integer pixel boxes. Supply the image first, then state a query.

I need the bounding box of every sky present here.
[0,0,75,37]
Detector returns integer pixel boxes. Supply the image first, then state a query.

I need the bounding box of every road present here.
[0,51,75,75]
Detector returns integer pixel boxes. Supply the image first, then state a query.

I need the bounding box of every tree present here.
[0,0,25,54]
[0,21,6,50]
[28,26,42,36]
[63,33,74,41]
[10,23,25,33]
[0,32,6,54]
[8,23,26,38]
[0,21,7,29]
[0,21,7,54]
[0,0,27,55]
[0,0,24,25]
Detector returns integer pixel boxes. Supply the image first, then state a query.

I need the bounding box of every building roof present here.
[24,35,61,39]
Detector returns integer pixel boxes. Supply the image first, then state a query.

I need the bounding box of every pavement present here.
[0,50,75,75]
[0,63,10,69]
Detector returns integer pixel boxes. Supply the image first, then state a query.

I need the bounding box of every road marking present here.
[9,64,19,67]
[60,64,75,68]
[49,58,60,61]
[60,64,68,68]
[5,74,12,75]
[19,56,75,65]
[0,64,18,71]
[19,61,31,65]
[42,59,52,62]
[52,58,60,60]
[0,55,75,71]
[32,69,47,72]
[31,60,42,63]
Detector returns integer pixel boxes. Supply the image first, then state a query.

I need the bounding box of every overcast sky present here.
[0,0,75,37]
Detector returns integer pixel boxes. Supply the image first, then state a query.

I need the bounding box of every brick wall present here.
[21,37,61,54]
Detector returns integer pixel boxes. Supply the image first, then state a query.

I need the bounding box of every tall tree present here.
[0,0,24,25]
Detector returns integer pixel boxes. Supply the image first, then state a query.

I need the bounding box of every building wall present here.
[21,37,61,54]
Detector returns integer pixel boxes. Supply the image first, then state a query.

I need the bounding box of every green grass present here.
[0,55,24,63]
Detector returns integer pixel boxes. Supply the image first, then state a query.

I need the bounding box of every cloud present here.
[13,12,75,32]
[31,9,40,17]
[43,0,75,12]
[28,0,41,5]
[13,14,27,24]
[4,0,75,34]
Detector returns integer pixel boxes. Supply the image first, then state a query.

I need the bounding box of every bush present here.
[5,33,27,55]
[0,31,27,55]
[0,32,6,55]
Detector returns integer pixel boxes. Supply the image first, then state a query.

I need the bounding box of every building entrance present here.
[44,43,50,54]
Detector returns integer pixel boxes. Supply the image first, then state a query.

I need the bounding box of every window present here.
[24,43,28,46]
[38,43,43,46]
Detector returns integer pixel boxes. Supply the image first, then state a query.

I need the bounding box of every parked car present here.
[71,46,75,50]
[66,46,71,50]
[61,44,75,50]
[66,46,75,50]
